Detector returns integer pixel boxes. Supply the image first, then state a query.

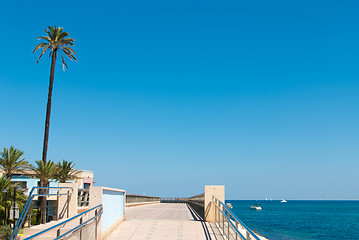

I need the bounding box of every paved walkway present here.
[105,203,224,240]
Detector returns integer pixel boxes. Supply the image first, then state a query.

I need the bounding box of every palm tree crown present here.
[30,160,59,225]
[0,147,29,179]
[33,26,77,70]
[30,160,59,187]
[55,160,79,183]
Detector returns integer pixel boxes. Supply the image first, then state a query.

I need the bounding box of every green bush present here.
[31,209,41,226]
[0,225,12,240]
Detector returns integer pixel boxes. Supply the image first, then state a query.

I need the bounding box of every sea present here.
[226,200,359,240]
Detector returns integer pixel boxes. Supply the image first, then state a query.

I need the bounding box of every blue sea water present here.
[226,200,359,240]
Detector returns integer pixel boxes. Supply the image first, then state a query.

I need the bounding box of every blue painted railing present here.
[10,186,73,240]
[216,204,246,239]
[24,204,103,240]
[212,198,261,240]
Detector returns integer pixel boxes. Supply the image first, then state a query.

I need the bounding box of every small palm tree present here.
[0,147,29,179]
[0,176,27,225]
[55,160,79,183]
[30,160,59,224]
[0,175,12,224]
[33,26,77,165]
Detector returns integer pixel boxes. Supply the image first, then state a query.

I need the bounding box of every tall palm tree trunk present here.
[41,187,47,224]
[42,50,57,165]
[39,50,57,224]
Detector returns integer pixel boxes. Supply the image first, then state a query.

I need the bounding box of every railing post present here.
[57,189,60,219]
[227,218,230,239]
[79,216,83,239]
[215,204,217,222]
[236,221,239,240]
[218,207,220,228]
[246,231,250,240]
[57,228,60,238]
[95,209,98,240]
[67,190,70,218]
[28,201,33,228]
[222,208,224,232]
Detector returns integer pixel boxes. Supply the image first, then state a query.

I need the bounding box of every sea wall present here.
[126,194,160,207]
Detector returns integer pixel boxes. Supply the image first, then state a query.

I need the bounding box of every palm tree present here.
[33,26,77,165]
[55,160,79,183]
[0,175,12,224]
[0,147,29,179]
[30,160,59,224]
[0,176,27,225]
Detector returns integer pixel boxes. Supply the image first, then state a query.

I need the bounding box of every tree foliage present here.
[33,26,77,71]
[30,160,59,186]
[0,147,29,179]
[55,160,79,183]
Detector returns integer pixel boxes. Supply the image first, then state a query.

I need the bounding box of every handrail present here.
[24,204,103,240]
[212,197,261,240]
[214,203,246,239]
[55,206,103,240]
[217,199,260,240]
[10,187,73,240]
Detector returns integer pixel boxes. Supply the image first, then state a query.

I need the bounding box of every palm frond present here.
[60,54,68,71]
[36,45,50,63]
[0,146,29,179]
[30,160,59,186]
[32,42,47,53]
[55,160,79,183]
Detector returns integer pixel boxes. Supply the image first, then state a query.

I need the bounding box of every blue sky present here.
[1,0,358,199]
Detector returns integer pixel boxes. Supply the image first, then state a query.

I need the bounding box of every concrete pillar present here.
[89,186,103,240]
[204,185,225,222]
[57,183,78,219]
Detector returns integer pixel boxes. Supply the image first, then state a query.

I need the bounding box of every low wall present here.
[187,193,205,218]
[90,186,126,239]
[126,194,160,204]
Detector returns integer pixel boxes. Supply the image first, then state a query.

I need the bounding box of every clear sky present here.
[1,0,358,200]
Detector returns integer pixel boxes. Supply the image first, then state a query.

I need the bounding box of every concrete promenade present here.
[105,203,224,240]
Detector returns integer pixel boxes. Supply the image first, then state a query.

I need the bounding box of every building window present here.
[84,183,90,190]
[12,181,27,190]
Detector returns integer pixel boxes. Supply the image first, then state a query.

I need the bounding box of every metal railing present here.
[212,197,260,240]
[10,187,73,240]
[23,204,103,240]
[160,198,186,203]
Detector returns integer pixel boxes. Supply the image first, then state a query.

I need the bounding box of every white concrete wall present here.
[102,189,125,231]
[10,176,38,195]
[89,186,126,239]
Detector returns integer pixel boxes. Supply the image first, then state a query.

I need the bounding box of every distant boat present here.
[250,204,262,211]
[266,197,268,201]
[226,203,233,209]
[281,199,287,203]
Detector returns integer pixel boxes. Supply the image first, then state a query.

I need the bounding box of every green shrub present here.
[0,225,12,240]
[31,209,41,226]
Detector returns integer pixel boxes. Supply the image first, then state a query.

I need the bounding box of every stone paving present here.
[105,203,224,240]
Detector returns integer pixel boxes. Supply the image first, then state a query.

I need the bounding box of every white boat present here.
[280,199,287,203]
[250,204,262,211]
[226,203,233,209]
